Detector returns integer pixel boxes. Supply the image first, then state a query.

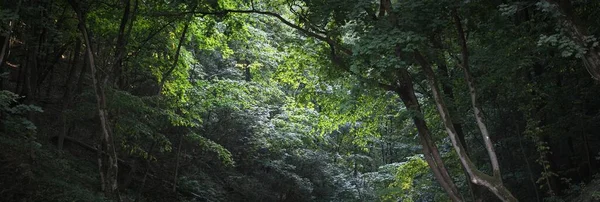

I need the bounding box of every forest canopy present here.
[1,0,600,201]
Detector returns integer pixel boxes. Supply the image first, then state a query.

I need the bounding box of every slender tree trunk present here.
[135,142,155,202]
[75,50,88,95]
[16,53,25,96]
[59,39,82,151]
[380,136,386,164]
[63,39,81,99]
[68,0,119,199]
[0,32,9,66]
[245,64,252,81]
[113,0,139,89]
[582,132,594,176]
[25,44,37,117]
[173,134,184,192]
[451,10,502,178]
[580,101,595,177]
[515,118,541,202]
[0,0,21,66]
[44,66,55,99]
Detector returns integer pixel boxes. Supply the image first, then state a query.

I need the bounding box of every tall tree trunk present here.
[394,69,464,202]
[451,10,501,178]
[0,0,21,66]
[434,40,484,201]
[0,32,10,67]
[113,0,140,89]
[514,116,541,202]
[15,53,25,95]
[68,1,119,199]
[172,133,184,192]
[75,50,88,95]
[415,50,517,201]
[59,39,82,151]
[135,142,155,202]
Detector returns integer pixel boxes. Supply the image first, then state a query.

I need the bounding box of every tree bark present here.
[433,36,484,201]
[451,10,501,178]
[415,50,517,201]
[394,69,464,202]
[58,39,82,151]
[67,0,120,199]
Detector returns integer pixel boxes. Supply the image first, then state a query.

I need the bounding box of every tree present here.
[2,0,600,201]
[202,0,517,200]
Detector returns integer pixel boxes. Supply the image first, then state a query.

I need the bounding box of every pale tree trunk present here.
[451,10,501,178]
[432,36,484,201]
[415,50,517,202]
[67,0,120,199]
[452,5,504,175]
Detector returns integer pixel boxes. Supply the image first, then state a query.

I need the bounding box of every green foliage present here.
[4,0,600,201]
[383,155,440,202]
[0,117,103,202]
[187,132,234,166]
[0,90,42,135]
[0,93,99,201]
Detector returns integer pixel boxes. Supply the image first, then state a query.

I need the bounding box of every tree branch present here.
[153,9,353,55]
[166,7,397,92]
[158,7,195,94]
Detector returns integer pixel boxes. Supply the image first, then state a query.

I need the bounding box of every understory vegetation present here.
[2,0,600,201]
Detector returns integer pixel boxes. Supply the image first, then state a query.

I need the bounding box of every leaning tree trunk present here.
[378,3,465,199]
[394,69,464,202]
[432,35,485,201]
[68,0,120,199]
[451,10,501,178]
[414,50,517,202]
